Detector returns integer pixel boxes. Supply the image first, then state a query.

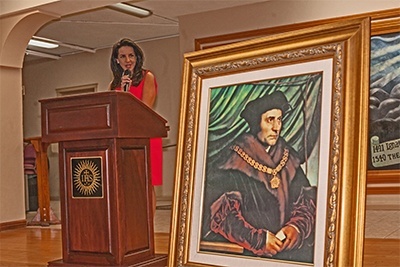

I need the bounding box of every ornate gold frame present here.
[169,17,370,267]
[194,8,400,195]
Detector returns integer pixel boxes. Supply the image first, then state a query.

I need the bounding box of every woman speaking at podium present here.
[108,38,161,213]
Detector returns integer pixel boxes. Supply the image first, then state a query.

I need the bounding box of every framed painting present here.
[194,8,400,194]
[367,13,400,193]
[169,18,370,267]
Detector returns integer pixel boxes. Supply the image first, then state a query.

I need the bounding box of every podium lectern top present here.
[40,91,169,143]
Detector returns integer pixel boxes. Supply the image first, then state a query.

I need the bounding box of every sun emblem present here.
[73,160,101,196]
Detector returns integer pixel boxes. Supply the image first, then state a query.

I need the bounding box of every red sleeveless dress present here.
[115,72,162,185]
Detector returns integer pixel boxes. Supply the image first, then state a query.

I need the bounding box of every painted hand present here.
[264,231,283,256]
[280,225,301,251]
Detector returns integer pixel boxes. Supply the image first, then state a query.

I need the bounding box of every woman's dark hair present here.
[110,38,145,90]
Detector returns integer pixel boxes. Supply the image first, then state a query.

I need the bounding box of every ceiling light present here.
[109,3,152,18]
[25,49,61,60]
[31,36,96,53]
[28,39,59,49]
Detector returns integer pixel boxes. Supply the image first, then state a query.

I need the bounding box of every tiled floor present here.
[364,194,400,239]
[153,200,172,233]
[27,196,400,238]
[365,210,400,239]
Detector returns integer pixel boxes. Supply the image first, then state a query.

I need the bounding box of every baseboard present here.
[156,196,172,202]
[366,194,400,210]
[0,219,26,231]
[366,204,400,210]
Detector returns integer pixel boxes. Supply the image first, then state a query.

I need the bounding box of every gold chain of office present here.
[230,145,289,189]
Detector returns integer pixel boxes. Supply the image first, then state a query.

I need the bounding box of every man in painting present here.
[202,91,316,263]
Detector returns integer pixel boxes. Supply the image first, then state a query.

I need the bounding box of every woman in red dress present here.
[109,38,162,213]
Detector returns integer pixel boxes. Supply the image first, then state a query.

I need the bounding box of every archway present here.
[0,0,119,227]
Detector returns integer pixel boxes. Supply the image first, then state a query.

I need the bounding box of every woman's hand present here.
[121,72,132,91]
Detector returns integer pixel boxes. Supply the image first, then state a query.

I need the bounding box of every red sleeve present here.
[210,191,269,256]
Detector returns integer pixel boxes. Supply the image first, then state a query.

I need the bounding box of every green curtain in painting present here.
[205,73,323,177]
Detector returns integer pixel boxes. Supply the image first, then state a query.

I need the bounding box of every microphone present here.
[123,69,132,92]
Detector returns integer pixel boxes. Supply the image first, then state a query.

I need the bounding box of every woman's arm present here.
[142,71,157,108]
[107,81,113,91]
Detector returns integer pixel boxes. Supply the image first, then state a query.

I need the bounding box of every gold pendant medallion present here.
[270,176,280,189]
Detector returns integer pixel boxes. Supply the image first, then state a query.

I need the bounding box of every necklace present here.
[231,145,289,189]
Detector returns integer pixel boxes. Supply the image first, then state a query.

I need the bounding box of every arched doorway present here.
[0,0,119,228]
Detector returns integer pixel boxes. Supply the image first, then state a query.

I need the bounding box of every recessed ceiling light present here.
[25,49,61,60]
[28,39,59,49]
[109,3,152,18]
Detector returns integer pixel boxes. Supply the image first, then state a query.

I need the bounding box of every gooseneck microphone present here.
[123,69,132,92]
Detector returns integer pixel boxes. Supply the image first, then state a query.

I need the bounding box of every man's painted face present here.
[257,108,283,146]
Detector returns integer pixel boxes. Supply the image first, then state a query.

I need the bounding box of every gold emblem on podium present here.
[72,157,103,198]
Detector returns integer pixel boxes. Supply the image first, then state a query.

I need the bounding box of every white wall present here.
[179,0,400,53]
[23,36,181,200]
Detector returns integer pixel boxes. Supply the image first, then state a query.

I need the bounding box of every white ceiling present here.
[25,0,267,62]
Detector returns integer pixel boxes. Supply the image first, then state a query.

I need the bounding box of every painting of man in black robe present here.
[200,73,323,264]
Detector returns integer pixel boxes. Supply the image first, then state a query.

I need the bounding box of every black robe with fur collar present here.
[201,133,316,263]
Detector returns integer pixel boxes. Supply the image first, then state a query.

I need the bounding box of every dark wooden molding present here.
[0,220,26,231]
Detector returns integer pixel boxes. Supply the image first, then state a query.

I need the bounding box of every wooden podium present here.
[40,91,169,267]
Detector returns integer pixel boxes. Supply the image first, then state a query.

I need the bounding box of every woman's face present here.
[257,108,283,146]
[117,46,136,72]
